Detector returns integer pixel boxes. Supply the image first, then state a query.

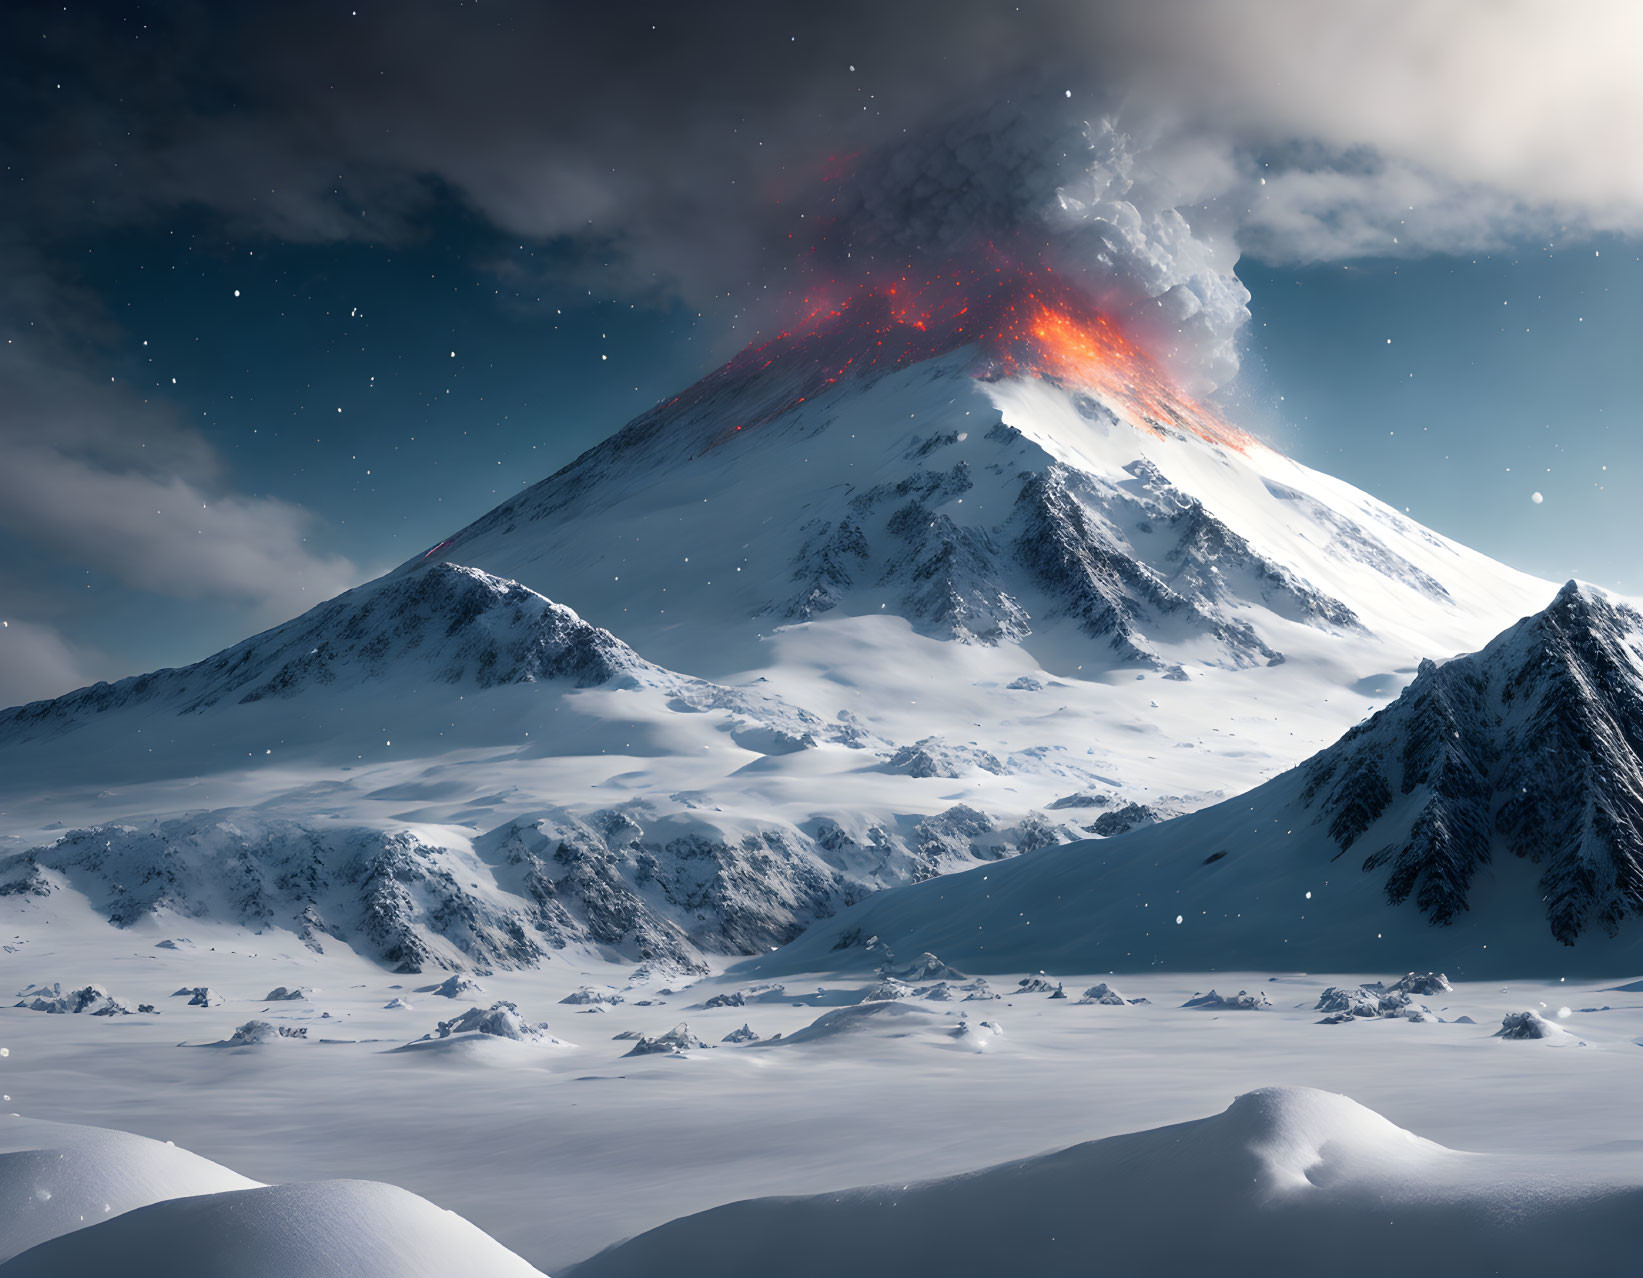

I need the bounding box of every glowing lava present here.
[649,257,1250,452]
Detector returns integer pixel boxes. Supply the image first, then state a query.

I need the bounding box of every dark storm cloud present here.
[10,1,1639,372]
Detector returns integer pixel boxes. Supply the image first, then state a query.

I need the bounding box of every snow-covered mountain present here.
[766,582,1643,977]
[0,291,1560,971]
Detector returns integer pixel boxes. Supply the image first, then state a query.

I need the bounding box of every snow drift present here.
[565,1086,1643,1278]
[0,1115,544,1277]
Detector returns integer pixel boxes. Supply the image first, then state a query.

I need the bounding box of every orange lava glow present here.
[649,256,1250,452]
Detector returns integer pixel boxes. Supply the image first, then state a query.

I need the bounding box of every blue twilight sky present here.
[2,1,1641,705]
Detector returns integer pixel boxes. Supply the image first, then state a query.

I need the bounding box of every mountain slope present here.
[765,582,1643,976]
[0,297,1561,973]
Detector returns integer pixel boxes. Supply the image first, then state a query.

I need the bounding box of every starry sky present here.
[2,1,1640,706]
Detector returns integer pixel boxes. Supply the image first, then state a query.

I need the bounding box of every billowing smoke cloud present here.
[797,101,1251,389]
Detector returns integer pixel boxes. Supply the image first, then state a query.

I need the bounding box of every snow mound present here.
[0,1115,256,1264]
[0,1178,546,1277]
[949,1019,1004,1049]
[1182,989,1271,1011]
[769,1001,943,1047]
[565,1086,1643,1278]
[622,1023,707,1057]
[383,997,413,1010]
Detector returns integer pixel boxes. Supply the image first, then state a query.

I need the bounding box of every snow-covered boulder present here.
[421,974,485,999]
[701,991,745,1009]
[721,1024,761,1044]
[561,986,624,1006]
[223,1021,309,1046]
[415,1001,555,1044]
[1315,983,1435,1023]
[894,952,967,982]
[383,997,413,1010]
[1078,983,1129,1006]
[1182,989,1272,1011]
[172,987,224,1008]
[623,1023,707,1056]
[886,737,1005,779]
[14,983,129,1016]
[859,979,912,1003]
[1016,976,1058,994]
[1493,1011,1572,1041]
[1388,971,1452,996]
[262,986,306,1002]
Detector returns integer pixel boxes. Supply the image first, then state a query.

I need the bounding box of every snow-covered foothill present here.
[721,1024,761,1044]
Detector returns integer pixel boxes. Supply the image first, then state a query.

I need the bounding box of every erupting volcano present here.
[657,258,1250,451]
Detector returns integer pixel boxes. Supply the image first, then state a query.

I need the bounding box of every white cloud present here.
[0,329,360,634]
[0,618,107,709]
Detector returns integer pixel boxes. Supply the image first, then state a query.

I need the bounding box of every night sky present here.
[3,1,1640,706]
